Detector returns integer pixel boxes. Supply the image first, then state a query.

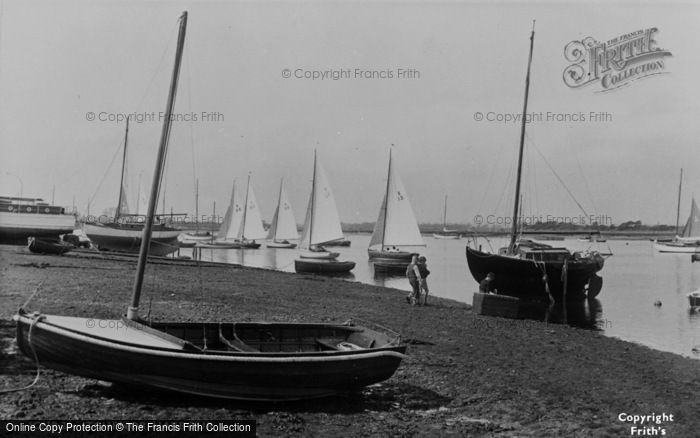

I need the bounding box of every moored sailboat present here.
[368,149,425,273]
[295,151,355,273]
[654,197,700,253]
[465,23,604,301]
[179,179,213,244]
[15,12,403,401]
[266,178,298,248]
[235,174,267,249]
[433,195,461,239]
[84,118,180,256]
[195,180,244,249]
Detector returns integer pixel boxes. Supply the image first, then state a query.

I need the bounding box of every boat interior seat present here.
[315,338,341,351]
[218,324,259,352]
[347,332,376,348]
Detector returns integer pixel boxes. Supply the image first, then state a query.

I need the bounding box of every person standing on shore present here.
[406,254,421,305]
[417,255,431,305]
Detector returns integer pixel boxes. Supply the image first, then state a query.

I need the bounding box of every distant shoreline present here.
[1,244,698,435]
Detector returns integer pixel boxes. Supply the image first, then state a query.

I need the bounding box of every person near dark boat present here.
[417,255,431,305]
[405,254,422,305]
[479,272,496,294]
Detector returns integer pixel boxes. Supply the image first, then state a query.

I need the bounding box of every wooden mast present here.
[128,11,188,321]
[272,177,284,241]
[443,195,448,230]
[675,168,683,236]
[115,117,129,220]
[508,22,535,254]
[380,148,392,250]
[194,178,199,233]
[308,150,317,247]
[241,174,251,241]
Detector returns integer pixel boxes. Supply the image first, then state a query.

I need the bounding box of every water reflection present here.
[518,298,604,330]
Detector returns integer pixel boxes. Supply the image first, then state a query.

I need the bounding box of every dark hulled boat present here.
[465,24,604,301]
[294,258,356,274]
[466,240,604,301]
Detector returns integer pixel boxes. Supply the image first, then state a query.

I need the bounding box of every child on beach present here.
[405,254,421,305]
[417,256,430,305]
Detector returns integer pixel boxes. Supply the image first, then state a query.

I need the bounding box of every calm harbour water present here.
[185,234,700,360]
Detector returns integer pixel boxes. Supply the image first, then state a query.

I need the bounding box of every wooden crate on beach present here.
[472,292,520,319]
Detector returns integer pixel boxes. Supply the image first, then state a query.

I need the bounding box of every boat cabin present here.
[499,240,571,263]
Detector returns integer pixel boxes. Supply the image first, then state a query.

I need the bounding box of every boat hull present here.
[465,247,604,301]
[266,240,297,249]
[294,259,355,274]
[653,242,700,253]
[0,211,76,244]
[195,240,242,249]
[15,312,404,401]
[299,251,340,260]
[368,249,416,273]
[84,223,181,256]
[323,239,351,247]
[432,233,460,240]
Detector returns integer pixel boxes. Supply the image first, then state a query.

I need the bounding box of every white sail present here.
[369,150,424,249]
[299,153,344,249]
[267,179,298,241]
[679,198,700,240]
[237,177,266,240]
[218,181,244,241]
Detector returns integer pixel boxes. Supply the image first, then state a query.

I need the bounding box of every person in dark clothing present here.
[417,256,431,305]
[479,272,496,294]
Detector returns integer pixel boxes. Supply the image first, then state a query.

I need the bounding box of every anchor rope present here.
[0,313,44,394]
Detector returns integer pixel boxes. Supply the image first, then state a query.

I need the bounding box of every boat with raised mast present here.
[368,149,425,273]
[433,195,461,239]
[196,180,244,249]
[653,172,700,253]
[14,12,404,400]
[179,179,213,245]
[465,23,604,301]
[266,178,298,248]
[294,150,355,273]
[84,118,181,256]
[235,174,266,249]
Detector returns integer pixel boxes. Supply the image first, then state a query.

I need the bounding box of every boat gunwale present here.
[15,313,407,361]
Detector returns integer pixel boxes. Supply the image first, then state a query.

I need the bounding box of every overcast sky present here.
[1,0,698,227]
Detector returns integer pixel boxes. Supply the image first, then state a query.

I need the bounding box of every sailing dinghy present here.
[294,151,355,273]
[433,195,461,239]
[368,149,425,272]
[15,12,403,400]
[266,178,298,248]
[654,198,700,253]
[195,180,244,249]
